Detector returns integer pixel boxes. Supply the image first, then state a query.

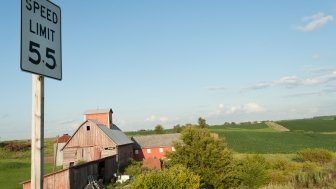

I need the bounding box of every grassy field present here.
[0,138,56,189]
[277,119,336,132]
[210,119,336,153]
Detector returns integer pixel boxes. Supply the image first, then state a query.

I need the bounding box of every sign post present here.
[31,74,44,189]
[21,0,61,188]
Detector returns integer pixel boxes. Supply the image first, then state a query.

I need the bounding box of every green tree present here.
[154,124,164,134]
[167,126,238,188]
[132,165,200,189]
[198,117,208,128]
[173,124,182,133]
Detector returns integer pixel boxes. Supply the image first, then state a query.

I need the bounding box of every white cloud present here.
[243,68,336,91]
[242,102,266,113]
[208,102,266,117]
[159,116,169,122]
[144,115,170,123]
[144,115,156,122]
[297,12,333,32]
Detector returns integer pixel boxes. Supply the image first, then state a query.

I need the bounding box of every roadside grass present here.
[0,138,57,189]
[0,159,54,189]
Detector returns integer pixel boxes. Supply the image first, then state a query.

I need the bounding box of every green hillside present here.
[277,118,336,132]
[213,130,336,153]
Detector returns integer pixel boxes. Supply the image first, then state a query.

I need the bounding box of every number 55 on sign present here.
[21,0,62,80]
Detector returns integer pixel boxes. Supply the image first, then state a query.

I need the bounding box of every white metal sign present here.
[21,0,62,80]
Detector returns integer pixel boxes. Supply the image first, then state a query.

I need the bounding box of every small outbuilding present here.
[54,134,71,166]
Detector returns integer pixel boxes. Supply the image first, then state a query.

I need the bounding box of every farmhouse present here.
[62,109,133,168]
[132,133,180,161]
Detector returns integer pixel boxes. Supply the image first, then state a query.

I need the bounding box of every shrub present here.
[297,148,333,164]
[267,170,289,184]
[238,154,269,188]
[123,159,142,176]
[131,165,200,189]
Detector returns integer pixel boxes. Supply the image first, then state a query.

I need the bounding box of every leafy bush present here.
[167,127,238,188]
[123,159,142,176]
[267,170,289,184]
[3,142,30,152]
[131,165,200,189]
[302,161,321,172]
[238,154,269,188]
[297,148,333,164]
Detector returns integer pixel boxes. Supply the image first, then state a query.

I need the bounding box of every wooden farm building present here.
[61,109,133,168]
[132,133,180,160]
[23,155,118,189]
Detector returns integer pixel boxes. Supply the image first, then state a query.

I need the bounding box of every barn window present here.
[172,147,175,151]
[86,126,90,131]
[159,148,164,153]
[135,150,139,154]
[147,149,151,154]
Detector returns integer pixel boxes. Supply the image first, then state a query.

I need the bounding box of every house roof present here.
[132,133,181,149]
[55,134,71,143]
[84,108,113,115]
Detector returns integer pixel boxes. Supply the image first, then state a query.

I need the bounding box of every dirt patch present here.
[266,122,290,132]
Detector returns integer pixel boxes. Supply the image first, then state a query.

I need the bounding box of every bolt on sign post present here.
[20,0,61,188]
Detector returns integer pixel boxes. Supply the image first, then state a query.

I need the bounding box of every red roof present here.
[55,134,71,143]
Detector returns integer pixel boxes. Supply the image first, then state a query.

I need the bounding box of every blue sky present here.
[1,0,336,140]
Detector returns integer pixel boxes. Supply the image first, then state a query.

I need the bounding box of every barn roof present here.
[61,120,132,150]
[84,108,113,115]
[97,125,133,146]
[132,133,181,149]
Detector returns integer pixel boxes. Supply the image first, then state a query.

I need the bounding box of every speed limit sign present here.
[21,0,62,80]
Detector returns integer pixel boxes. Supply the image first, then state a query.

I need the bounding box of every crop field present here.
[213,130,336,153]
[210,119,336,153]
[277,119,336,132]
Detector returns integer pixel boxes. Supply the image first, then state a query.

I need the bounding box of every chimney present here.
[84,108,113,129]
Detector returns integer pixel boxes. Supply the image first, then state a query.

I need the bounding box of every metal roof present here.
[97,125,133,146]
[132,133,181,149]
[84,108,113,115]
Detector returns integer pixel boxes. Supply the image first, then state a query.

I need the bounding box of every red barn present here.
[132,133,180,161]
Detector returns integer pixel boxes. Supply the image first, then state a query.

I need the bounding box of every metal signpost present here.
[21,0,61,188]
